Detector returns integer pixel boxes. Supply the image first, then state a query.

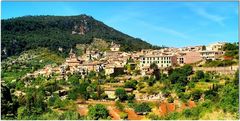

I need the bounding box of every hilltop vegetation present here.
[1,14,157,59]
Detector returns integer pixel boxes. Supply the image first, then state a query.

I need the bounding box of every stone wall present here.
[193,65,238,75]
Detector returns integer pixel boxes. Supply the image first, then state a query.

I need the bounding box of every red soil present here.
[188,101,196,108]
[108,106,121,120]
[125,108,143,120]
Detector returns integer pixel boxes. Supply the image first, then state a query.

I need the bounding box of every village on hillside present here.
[26,41,236,79]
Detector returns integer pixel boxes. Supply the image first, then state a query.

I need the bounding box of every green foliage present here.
[150,62,158,70]
[203,60,237,67]
[1,48,64,82]
[17,106,29,120]
[150,63,161,80]
[38,110,59,120]
[181,65,193,76]
[115,100,124,111]
[223,42,238,51]
[223,42,239,59]
[195,70,205,79]
[169,65,192,86]
[177,92,190,103]
[124,80,138,89]
[134,102,151,114]
[191,90,202,102]
[87,104,109,120]
[119,112,128,120]
[59,111,81,120]
[48,94,58,106]
[68,74,80,85]
[1,84,19,119]
[147,113,161,120]
[219,83,239,113]
[146,76,156,86]
[115,88,128,102]
[233,70,239,85]
[204,84,219,101]
[127,93,135,102]
[167,96,174,103]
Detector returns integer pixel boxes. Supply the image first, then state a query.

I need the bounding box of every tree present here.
[124,80,138,89]
[1,84,19,119]
[191,90,202,102]
[233,70,239,85]
[147,76,156,86]
[115,88,128,102]
[127,94,135,102]
[87,104,109,120]
[68,74,80,85]
[182,65,193,76]
[134,102,151,114]
[195,70,204,79]
[219,83,238,113]
[150,63,161,80]
[223,42,238,51]
[115,100,124,111]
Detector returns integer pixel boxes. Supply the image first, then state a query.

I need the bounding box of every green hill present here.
[1,14,156,59]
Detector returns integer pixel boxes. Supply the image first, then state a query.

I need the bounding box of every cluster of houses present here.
[24,42,226,79]
[138,42,226,75]
[20,41,227,100]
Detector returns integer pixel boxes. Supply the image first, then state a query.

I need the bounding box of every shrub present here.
[59,111,81,120]
[87,104,109,120]
[183,109,192,118]
[167,96,174,103]
[127,94,135,102]
[115,101,124,111]
[115,88,128,101]
[134,102,151,114]
[147,112,161,120]
[124,80,138,89]
[191,90,202,102]
[119,112,128,120]
[195,70,204,79]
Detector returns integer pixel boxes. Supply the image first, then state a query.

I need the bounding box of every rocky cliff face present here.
[72,19,89,35]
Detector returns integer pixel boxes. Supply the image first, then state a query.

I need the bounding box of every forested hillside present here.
[1,14,156,59]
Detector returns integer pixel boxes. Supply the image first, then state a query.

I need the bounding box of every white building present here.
[206,42,226,51]
[110,42,120,52]
[199,51,224,60]
[139,54,177,69]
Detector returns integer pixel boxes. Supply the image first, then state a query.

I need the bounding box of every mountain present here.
[1,14,156,59]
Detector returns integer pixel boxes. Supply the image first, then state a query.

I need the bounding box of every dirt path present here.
[77,105,88,116]
[125,108,143,120]
[107,106,121,120]
[86,100,115,106]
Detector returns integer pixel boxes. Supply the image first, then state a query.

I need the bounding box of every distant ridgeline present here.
[1,14,161,60]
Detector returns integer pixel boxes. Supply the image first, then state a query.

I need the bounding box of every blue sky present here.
[2,2,238,47]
